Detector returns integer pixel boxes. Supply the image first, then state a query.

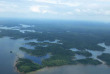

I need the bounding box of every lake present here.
[30,65,110,74]
[0,37,110,74]
[0,37,50,74]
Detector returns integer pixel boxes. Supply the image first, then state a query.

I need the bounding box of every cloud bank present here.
[0,0,110,22]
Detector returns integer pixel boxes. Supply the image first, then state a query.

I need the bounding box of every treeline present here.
[97,53,110,65]
[77,58,102,65]
[75,51,92,57]
[16,57,102,73]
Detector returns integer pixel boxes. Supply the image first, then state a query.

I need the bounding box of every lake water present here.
[70,44,110,63]
[0,37,110,74]
[30,65,110,74]
[0,37,50,74]
[0,37,23,74]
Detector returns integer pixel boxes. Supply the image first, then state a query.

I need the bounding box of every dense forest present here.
[98,53,110,65]
[0,20,110,73]
[16,58,42,73]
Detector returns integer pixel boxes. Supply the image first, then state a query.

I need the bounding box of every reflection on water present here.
[25,54,51,64]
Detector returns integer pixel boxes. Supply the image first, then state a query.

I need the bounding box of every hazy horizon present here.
[0,0,110,22]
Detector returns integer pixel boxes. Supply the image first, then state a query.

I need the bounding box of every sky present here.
[0,0,110,22]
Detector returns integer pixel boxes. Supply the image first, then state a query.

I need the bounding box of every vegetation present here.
[1,20,110,73]
[26,42,50,47]
[77,58,102,65]
[42,55,77,66]
[97,53,110,65]
[19,47,48,56]
[20,43,75,57]
[75,51,92,57]
[16,58,43,73]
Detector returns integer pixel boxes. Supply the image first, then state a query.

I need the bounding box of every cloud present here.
[30,5,58,14]
[0,8,4,12]
[0,0,110,22]
[58,2,81,7]
[104,10,110,15]
[29,0,57,4]
[29,0,81,7]
[30,6,41,13]
[0,1,18,12]
[65,12,73,15]
[96,0,110,1]
[75,9,81,13]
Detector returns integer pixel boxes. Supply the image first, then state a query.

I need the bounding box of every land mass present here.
[0,20,110,73]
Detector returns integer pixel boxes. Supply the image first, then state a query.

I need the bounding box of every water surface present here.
[0,37,110,74]
[30,65,110,74]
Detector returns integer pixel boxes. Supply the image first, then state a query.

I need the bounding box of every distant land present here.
[0,19,110,73]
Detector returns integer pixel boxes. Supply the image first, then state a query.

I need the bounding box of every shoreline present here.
[14,59,109,74]
[27,64,107,74]
[14,57,21,74]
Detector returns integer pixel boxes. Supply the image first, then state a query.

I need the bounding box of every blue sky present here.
[0,0,110,22]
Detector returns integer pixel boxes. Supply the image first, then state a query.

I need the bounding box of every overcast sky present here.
[0,0,110,22]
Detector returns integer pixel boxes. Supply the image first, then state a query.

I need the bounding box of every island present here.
[16,41,102,73]
[1,20,110,73]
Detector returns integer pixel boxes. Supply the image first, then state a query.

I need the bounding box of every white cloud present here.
[86,3,100,8]
[29,0,81,7]
[0,0,110,21]
[66,12,73,15]
[97,0,110,1]
[42,9,58,14]
[59,2,81,7]
[30,5,49,13]
[0,8,4,12]
[75,9,81,12]
[0,1,18,12]
[82,9,91,12]
[29,0,57,4]
[104,10,110,15]
[30,6,41,13]
[30,5,58,14]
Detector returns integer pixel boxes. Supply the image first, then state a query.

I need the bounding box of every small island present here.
[10,51,13,53]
